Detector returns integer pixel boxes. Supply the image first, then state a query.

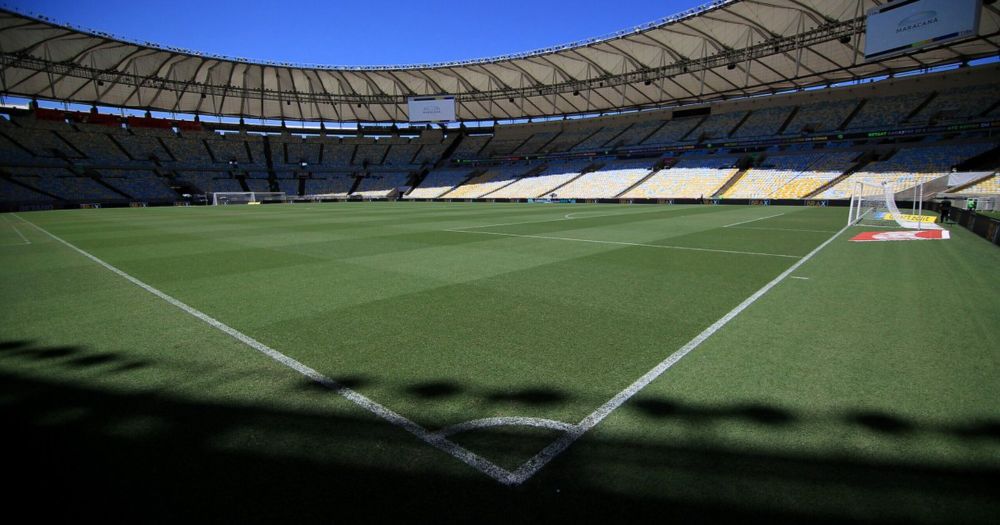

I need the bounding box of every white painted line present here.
[433,417,575,438]
[506,220,852,485]
[730,226,837,234]
[452,217,568,230]
[722,212,786,228]
[458,205,685,231]
[12,213,517,485]
[563,207,667,220]
[2,214,31,245]
[790,276,810,280]
[445,229,800,259]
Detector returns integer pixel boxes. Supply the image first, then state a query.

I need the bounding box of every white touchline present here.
[457,205,687,231]
[11,214,517,485]
[505,220,853,485]
[562,206,677,220]
[446,229,800,259]
[722,212,786,228]
[2,214,31,245]
[730,226,837,234]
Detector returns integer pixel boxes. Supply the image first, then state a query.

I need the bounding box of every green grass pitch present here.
[1,202,997,523]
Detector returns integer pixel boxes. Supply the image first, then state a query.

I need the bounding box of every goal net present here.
[211,192,287,206]
[847,180,941,230]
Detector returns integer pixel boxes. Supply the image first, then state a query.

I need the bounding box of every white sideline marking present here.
[722,212,785,228]
[505,221,853,485]
[1,214,31,245]
[790,276,810,280]
[11,213,517,485]
[730,226,837,234]
[433,417,575,438]
[445,229,800,259]
[562,207,669,220]
[459,205,684,231]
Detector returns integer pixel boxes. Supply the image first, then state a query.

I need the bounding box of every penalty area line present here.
[505,220,853,485]
[446,229,800,259]
[455,205,688,231]
[11,213,516,485]
[722,212,785,228]
[1,214,31,245]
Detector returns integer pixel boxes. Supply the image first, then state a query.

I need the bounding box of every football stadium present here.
[1,0,999,521]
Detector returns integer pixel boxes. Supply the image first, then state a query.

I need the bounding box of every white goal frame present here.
[211,192,287,206]
[847,180,940,230]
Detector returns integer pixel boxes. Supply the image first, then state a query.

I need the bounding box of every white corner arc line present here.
[505,221,853,485]
[433,417,575,438]
[11,214,516,485]
[722,212,785,228]
[2,214,31,245]
[445,229,800,259]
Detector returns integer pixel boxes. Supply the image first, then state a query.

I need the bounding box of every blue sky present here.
[7,0,708,66]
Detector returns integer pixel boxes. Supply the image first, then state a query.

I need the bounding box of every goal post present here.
[847,180,941,230]
[211,192,287,206]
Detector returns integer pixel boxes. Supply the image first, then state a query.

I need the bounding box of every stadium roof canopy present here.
[1,0,998,123]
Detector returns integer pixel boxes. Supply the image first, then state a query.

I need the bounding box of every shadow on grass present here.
[633,398,796,425]
[407,380,463,398]
[486,387,567,406]
[1,341,998,523]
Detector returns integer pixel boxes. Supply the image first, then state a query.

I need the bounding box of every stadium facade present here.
[0,0,998,211]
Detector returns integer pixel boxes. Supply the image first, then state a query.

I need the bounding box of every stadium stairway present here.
[404,167,432,196]
[595,125,633,151]
[401,135,470,198]
[568,127,607,151]
[985,99,1000,119]
[945,171,1000,194]
[479,165,545,198]
[633,120,672,147]
[533,132,562,155]
[681,115,709,142]
[608,120,663,150]
[715,165,753,198]
[435,135,466,169]
[774,106,798,135]
[412,168,487,198]
[347,174,364,195]
[455,168,488,190]
[260,135,279,193]
[904,173,952,199]
[901,92,937,125]
[613,164,661,198]
[727,112,753,138]
[804,151,878,199]
[78,168,134,201]
[956,143,1000,172]
[838,99,867,131]
[2,173,63,201]
[536,163,597,198]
